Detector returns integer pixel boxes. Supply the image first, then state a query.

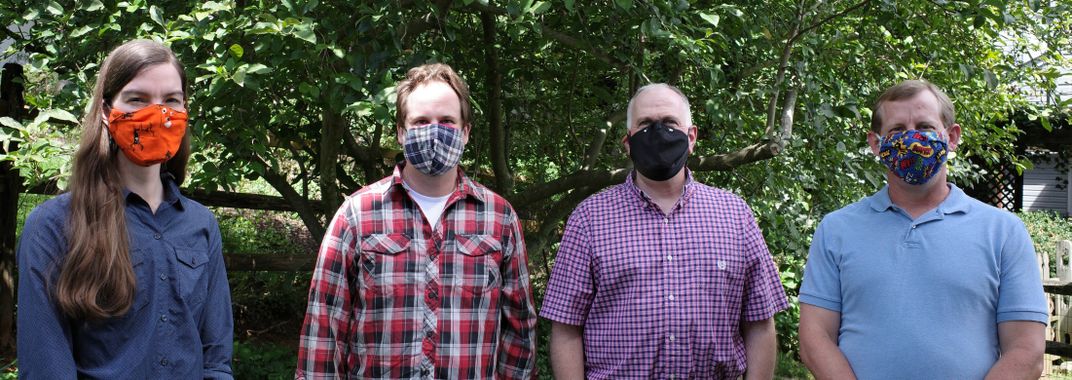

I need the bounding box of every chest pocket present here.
[451,234,503,296]
[359,234,411,296]
[174,247,209,306]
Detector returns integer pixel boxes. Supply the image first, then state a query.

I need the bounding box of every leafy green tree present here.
[3,0,1071,357]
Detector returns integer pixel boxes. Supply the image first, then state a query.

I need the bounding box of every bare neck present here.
[634,169,687,215]
[117,155,165,213]
[886,168,951,219]
[402,164,458,197]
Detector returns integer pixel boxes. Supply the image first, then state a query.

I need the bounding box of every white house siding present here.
[1023,157,1068,215]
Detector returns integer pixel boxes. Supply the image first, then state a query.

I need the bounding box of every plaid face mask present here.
[403,123,465,176]
[878,130,949,185]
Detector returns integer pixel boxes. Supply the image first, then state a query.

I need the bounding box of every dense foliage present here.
[4,0,1072,360]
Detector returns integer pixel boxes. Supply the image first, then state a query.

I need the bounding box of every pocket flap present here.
[360,233,410,254]
[455,234,502,256]
[175,247,208,269]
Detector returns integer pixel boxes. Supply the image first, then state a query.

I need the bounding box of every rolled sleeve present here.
[540,206,595,326]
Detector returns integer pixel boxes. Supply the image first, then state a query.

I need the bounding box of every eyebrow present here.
[118,89,184,98]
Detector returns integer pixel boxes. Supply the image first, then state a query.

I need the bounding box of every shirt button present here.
[667,255,672,261]
[668,335,675,342]
[160,314,168,322]
[153,233,162,240]
[159,273,168,281]
[668,294,675,301]
[160,358,169,366]
[670,375,676,380]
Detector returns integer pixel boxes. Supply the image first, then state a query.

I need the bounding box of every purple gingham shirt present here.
[541,170,788,379]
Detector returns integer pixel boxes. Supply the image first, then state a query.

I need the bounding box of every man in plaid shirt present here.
[542,83,788,379]
[296,63,537,379]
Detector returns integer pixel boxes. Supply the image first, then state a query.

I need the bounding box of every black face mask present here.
[628,122,689,181]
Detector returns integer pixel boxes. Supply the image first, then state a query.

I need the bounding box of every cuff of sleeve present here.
[799,294,842,312]
[540,308,585,326]
[996,310,1049,324]
[743,296,791,322]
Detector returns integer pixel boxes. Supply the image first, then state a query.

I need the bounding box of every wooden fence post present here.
[0,62,26,353]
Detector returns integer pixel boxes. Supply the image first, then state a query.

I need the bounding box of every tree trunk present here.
[0,62,27,354]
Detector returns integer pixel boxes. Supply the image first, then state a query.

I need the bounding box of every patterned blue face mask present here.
[878,130,949,185]
[403,123,465,176]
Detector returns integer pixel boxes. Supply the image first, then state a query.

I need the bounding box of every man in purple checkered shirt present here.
[541,83,789,380]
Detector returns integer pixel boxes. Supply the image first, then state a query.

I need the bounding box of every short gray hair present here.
[626,83,692,130]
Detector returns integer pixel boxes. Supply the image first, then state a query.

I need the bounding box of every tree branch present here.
[788,0,874,46]
[481,10,513,193]
[319,110,344,215]
[398,0,454,49]
[253,155,326,240]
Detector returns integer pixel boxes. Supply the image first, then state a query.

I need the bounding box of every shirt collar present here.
[122,172,185,210]
[869,183,971,215]
[625,168,696,211]
[387,163,486,204]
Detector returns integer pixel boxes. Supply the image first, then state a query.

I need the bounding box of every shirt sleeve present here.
[799,218,843,312]
[539,205,595,326]
[739,203,789,321]
[496,209,537,380]
[200,217,234,379]
[296,205,356,379]
[16,203,78,378]
[995,218,1048,324]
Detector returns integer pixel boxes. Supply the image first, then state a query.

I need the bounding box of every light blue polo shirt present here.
[800,184,1047,379]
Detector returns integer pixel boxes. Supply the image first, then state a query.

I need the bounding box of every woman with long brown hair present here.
[16,40,233,378]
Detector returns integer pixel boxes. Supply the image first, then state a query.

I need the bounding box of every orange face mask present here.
[106,104,188,166]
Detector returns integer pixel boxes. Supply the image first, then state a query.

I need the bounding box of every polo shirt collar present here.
[387,163,486,204]
[868,183,971,215]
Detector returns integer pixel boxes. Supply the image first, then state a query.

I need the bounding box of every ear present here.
[621,131,631,156]
[462,123,471,145]
[686,125,698,154]
[396,125,406,146]
[946,123,962,152]
[100,101,112,124]
[867,131,881,156]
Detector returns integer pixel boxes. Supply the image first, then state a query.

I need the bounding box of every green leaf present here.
[0,117,25,131]
[150,5,165,27]
[614,0,633,11]
[45,109,80,124]
[229,43,244,58]
[293,25,317,44]
[70,25,93,38]
[531,1,551,14]
[564,0,575,11]
[232,70,247,87]
[84,0,105,12]
[699,13,720,27]
[46,1,63,15]
[246,64,272,74]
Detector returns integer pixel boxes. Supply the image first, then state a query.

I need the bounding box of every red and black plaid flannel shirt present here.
[296,165,536,379]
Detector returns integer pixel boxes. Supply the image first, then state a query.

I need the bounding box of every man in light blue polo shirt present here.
[798,80,1047,379]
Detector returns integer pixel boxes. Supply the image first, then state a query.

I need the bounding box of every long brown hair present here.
[57,40,190,320]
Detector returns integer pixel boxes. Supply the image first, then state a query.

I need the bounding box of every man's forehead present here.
[633,90,687,114]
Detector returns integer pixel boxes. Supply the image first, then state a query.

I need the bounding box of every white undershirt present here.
[402,180,451,228]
